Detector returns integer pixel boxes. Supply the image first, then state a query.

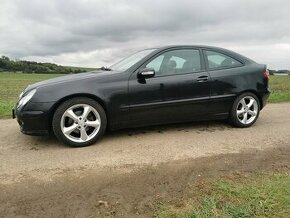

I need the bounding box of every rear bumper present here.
[261,88,271,109]
[13,102,55,136]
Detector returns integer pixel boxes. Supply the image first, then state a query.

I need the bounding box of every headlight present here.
[17,89,36,108]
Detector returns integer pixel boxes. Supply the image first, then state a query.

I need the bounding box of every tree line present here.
[0,56,95,74]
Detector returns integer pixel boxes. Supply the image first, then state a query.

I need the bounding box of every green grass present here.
[0,73,290,118]
[268,76,290,103]
[156,173,290,218]
[0,73,65,118]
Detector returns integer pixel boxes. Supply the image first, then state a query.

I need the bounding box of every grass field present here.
[156,173,290,218]
[268,76,290,103]
[0,73,65,118]
[0,73,290,118]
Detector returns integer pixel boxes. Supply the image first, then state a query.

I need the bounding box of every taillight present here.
[263,69,270,80]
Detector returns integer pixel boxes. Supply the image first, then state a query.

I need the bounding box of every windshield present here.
[110,49,156,71]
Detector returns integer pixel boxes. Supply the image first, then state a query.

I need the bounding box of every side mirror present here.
[138,68,155,79]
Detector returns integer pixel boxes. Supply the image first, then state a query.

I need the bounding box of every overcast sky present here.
[0,0,289,69]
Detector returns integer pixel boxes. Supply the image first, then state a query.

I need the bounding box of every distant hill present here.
[0,56,96,74]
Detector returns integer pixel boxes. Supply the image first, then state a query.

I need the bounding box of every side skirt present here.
[109,113,229,131]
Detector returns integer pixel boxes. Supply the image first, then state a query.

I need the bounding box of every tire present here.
[229,92,260,128]
[52,97,107,147]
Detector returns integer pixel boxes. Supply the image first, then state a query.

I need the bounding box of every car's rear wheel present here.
[229,92,260,127]
[52,97,107,147]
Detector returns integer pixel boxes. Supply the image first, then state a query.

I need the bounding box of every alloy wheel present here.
[60,104,101,143]
[236,96,258,125]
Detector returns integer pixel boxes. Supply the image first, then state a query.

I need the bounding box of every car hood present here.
[23,70,120,93]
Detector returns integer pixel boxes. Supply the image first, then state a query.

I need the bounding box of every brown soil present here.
[0,145,289,218]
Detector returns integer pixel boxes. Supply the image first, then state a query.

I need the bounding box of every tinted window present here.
[146,55,164,73]
[205,50,242,69]
[146,49,201,76]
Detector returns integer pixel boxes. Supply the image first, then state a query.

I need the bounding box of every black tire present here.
[52,97,107,147]
[229,92,260,128]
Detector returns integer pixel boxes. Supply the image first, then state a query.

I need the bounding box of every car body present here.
[13,45,270,146]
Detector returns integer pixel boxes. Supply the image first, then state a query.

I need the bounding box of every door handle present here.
[196,75,209,82]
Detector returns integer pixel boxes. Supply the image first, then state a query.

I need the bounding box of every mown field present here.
[0,73,290,118]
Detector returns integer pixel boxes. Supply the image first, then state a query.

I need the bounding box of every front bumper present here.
[12,102,55,136]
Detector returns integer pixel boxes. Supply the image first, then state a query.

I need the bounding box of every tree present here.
[1,56,10,61]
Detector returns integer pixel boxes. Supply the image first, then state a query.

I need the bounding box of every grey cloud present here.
[0,0,290,69]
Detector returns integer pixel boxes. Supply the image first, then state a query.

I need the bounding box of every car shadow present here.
[24,120,231,149]
[104,120,231,139]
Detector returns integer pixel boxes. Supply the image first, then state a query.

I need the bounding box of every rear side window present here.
[205,50,243,70]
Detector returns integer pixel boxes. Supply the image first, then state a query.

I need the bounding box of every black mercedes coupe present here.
[13,45,270,147]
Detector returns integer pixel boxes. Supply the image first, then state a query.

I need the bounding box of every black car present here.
[13,45,270,147]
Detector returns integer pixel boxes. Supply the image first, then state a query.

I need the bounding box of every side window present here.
[146,55,164,73]
[145,49,201,76]
[205,50,242,69]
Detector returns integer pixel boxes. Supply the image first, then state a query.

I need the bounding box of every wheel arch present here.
[236,89,263,109]
[48,93,109,133]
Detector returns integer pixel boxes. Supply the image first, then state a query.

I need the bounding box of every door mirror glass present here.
[138,68,155,79]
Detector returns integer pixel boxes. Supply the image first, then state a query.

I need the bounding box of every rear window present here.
[205,50,243,70]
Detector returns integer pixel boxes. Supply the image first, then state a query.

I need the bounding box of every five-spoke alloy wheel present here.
[229,92,260,127]
[52,97,107,147]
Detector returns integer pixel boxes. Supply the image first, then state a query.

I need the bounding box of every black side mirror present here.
[137,68,155,79]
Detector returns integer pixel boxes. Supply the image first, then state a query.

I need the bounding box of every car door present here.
[127,48,211,127]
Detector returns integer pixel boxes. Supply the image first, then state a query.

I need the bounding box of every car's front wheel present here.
[229,92,260,128]
[52,97,107,147]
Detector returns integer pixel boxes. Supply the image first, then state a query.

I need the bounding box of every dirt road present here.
[0,103,290,217]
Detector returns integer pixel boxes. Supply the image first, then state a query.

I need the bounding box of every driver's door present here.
[127,48,211,127]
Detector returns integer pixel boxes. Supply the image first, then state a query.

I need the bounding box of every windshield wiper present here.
[97,66,112,71]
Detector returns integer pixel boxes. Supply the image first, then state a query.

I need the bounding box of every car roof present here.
[156,45,218,49]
